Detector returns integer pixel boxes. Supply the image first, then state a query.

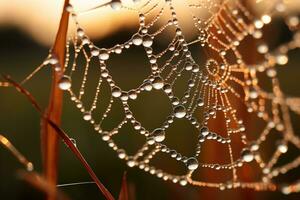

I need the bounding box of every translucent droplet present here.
[186,157,198,170]
[77,28,85,37]
[249,88,258,99]
[110,0,122,10]
[70,138,77,147]
[58,75,72,90]
[91,48,100,56]
[200,126,209,136]
[197,98,204,107]
[83,112,92,121]
[261,15,271,24]
[112,87,122,97]
[277,141,288,153]
[257,43,268,54]
[163,84,172,94]
[127,158,136,167]
[275,54,288,65]
[143,35,153,47]
[250,142,259,151]
[99,49,109,60]
[132,34,143,46]
[241,148,254,162]
[152,128,165,142]
[117,149,126,159]
[179,178,187,186]
[174,105,186,118]
[152,76,164,90]
[26,162,34,171]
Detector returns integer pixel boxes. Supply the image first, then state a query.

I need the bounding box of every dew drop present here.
[152,76,164,90]
[143,35,153,47]
[174,105,186,118]
[200,126,209,136]
[112,87,122,97]
[277,141,288,153]
[117,149,126,159]
[152,128,165,142]
[83,112,92,121]
[127,158,136,167]
[186,157,198,170]
[58,75,72,90]
[132,34,143,46]
[99,49,109,60]
[110,0,122,10]
[241,148,254,162]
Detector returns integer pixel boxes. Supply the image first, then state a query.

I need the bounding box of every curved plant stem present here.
[41,1,69,200]
[4,75,115,200]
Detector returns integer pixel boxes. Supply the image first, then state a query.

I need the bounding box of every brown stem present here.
[4,75,115,200]
[41,1,70,200]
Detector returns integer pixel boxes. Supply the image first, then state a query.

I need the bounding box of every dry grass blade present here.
[118,172,129,200]
[3,76,115,200]
[0,134,34,171]
[17,170,70,200]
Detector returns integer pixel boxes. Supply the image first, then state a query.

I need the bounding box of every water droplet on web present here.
[152,76,164,90]
[200,126,209,136]
[174,105,186,118]
[99,49,109,60]
[143,35,153,47]
[241,148,254,162]
[132,34,143,46]
[186,157,198,170]
[110,0,122,10]
[112,87,122,97]
[58,75,72,90]
[152,128,165,142]
[277,141,288,153]
[83,112,92,121]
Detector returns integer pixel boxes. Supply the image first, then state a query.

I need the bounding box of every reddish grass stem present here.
[4,75,115,200]
[41,1,69,200]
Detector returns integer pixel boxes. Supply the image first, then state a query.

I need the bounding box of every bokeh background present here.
[0,0,300,199]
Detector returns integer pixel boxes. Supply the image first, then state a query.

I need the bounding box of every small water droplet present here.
[83,112,92,121]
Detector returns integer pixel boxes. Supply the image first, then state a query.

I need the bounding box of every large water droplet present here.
[58,75,72,90]
[277,141,288,153]
[174,105,186,118]
[152,76,164,90]
[112,87,122,97]
[83,111,92,121]
[241,148,254,162]
[200,126,209,136]
[132,34,143,46]
[99,49,109,60]
[110,0,122,10]
[143,35,153,47]
[186,157,198,170]
[152,128,165,142]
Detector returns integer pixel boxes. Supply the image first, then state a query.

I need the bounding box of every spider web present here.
[3,0,300,194]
